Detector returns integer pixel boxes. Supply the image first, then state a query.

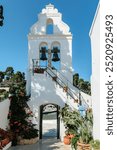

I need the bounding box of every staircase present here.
[32,59,90,109]
[45,67,89,108]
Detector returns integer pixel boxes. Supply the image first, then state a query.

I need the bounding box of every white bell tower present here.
[27,4,73,94]
[26,3,91,140]
[26,4,74,140]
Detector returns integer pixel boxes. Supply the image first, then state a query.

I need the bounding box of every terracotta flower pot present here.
[34,68,45,74]
[63,86,68,92]
[63,136,71,145]
[1,138,9,147]
[77,142,91,150]
[0,142,2,149]
[68,134,74,139]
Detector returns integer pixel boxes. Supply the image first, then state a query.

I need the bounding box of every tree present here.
[73,73,79,87]
[8,73,38,146]
[79,80,91,95]
[12,71,25,83]
[73,74,91,95]
[5,67,14,79]
[85,81,91,95]
[78,78,84,89]
[0,71,4,82]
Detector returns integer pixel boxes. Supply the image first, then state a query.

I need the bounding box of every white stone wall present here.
[80,91,92,108]
[0,87,9,91]
[0,99,10,130]
[28,72,78,121]
[28,72,79,139]
[89,4,100,140]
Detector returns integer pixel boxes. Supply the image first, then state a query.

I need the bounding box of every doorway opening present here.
[40,103,60,139]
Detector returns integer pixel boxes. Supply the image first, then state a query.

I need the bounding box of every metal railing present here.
[46,67,89,107]
[32,59,89,107]
[46,67,79,101]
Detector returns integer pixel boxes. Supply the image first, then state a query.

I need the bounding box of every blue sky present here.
[0,0,99,81]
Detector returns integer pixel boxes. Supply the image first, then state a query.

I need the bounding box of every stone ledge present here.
[18,137,39,145]
[3,142,12,150]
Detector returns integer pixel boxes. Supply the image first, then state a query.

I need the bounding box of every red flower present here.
[9,97,12,100]
[28,111,32,114]
[18,123,21,126]
[16,130,19,133]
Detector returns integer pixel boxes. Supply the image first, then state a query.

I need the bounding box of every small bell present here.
[0,5,4,26]
[40,47,47,61]
[52,52,60,62]
[40,51,47,61]
[53,47,59,51]
[41,47,46,51]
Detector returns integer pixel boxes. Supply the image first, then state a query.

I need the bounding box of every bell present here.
[40,51,47,61]
[41,47,46,51]
[53,47,58,51]
[52,52,60,62]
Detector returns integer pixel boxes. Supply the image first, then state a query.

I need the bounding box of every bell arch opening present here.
[46,18,54,34]
[39,103,60,139]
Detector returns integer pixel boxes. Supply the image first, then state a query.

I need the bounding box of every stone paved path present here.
[8,120,71,149]
[8,139,71,150]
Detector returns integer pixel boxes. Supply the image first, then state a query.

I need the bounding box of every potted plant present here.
[63,86,68,92]
[90,140,100,150]
[59,104,71,145]
[59,104,81,145]
[63,135,71,145]
[71,134,80,150]
[71,108,93,150]
[65,128,77,139]
[77,108,93,150]
[0,128,11,148]
[34,68,45,74]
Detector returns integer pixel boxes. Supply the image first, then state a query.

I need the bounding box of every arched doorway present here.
[40,103,60,139]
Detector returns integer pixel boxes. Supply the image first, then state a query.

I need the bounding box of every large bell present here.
[41,47,46,51]
[53,47,59,51]
[52,52,60,62]
[40,51,47,61]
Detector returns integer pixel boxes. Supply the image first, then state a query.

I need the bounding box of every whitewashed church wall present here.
[0,99,10,130]
[90,5,100,140]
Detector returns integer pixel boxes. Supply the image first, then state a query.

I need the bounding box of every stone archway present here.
[39,103,60,139]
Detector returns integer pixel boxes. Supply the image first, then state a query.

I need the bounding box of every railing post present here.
[79,90,81,105]
[66,79,68,98]
[48,49,52,68]
[32,59,34,76]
